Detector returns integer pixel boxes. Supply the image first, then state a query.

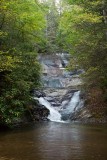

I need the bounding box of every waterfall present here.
[36,97,62,122]
[62,91,81,117]
[35,53,84,122]
[34,91,81,122]
[66,91,80,113]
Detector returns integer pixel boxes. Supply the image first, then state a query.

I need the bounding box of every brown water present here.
[0,122,107,160]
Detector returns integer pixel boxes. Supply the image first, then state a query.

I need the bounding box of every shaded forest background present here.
[0,0,107,126]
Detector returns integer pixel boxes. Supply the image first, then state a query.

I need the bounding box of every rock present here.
[70,107,92,122]
[45,96,54,101]
[33,90,46,98]
[61,113,71,121]
[31,107,50,121]
[61,89,78,103]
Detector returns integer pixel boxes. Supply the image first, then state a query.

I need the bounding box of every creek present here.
[0,123,107,160]
[36,53,85,122]
[1,53,107,160]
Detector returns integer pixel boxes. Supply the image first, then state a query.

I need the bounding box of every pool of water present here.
[0,122,107,160]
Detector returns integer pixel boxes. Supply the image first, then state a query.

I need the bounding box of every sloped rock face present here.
[28,99,50,121]
[31,89,46,98]
[27,90,50,121]
[30,106,50,121]
[39,53,83,89]
[70,107,92,122]
[70,107,107,124]
[31,53,85,123]
[32,53,107,124]
[36,54,84,122]
[69,88,107,124]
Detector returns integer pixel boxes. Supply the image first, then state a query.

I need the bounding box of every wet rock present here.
[61,100,69,108]
[51,102,61,107]
[33,90,46,98]
[44,95,61,107]
[61,89,78,103]
[61,113,71,121]
[70,107,92,121]
[45,96,54,101]
[31,107,50,121]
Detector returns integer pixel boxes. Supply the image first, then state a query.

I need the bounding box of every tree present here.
[59,0,107,94]
[39,0,61,53]
[0,0,46,125]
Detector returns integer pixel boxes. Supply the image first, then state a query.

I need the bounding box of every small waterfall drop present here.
[67,91,80,113]
[34,91,82,122]
[61,91,81,120]
[36,53,84,122]
[37,97,62,122]
[65,91,80,113]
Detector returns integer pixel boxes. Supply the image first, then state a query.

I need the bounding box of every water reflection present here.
[0,122,107,160]
[36,122,83,160]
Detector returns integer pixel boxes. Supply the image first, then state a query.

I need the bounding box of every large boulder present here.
[29,100,50,121]
[31,106,50,121]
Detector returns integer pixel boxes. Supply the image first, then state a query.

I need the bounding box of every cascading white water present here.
[34,91,81,122]
[63,91,81,114]
[36,97,62,122]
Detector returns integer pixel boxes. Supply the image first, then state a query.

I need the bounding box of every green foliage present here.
[58,0,107,95]
[45,0,60,53]
[0,0,45,125]
[1,0,107,125]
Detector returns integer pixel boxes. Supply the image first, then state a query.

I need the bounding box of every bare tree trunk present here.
[103,9,107,24]
[0,14,5,30]
[102,0,107,38]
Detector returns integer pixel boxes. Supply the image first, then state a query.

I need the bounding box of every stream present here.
[0,123,107,160]
[36,53,84,122]
[0,53,107,160]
